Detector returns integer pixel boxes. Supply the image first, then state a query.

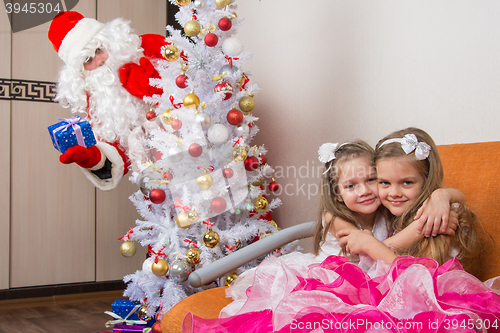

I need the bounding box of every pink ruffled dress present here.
[183,214,500,332]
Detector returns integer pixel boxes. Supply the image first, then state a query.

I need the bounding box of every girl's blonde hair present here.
[313,140,381,255]
[375,127,484,276]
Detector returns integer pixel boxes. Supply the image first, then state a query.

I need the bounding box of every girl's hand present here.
[414,189,452,237]
[337,229,375,256]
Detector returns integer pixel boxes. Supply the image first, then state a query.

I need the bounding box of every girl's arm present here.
[337,229,398,263]
[413,188,465,237]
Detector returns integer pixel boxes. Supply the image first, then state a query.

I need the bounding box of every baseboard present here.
[0,280,126,301]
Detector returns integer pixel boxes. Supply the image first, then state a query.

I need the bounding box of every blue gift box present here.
[111,300,142,322]
[48,115,96,154]
[109,300,157,327]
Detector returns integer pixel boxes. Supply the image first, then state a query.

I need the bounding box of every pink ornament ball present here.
[188,143,203,157]
[222,168,234,179]
[244,156,259,171]
[204,32,219,47]
[218,17,232,31]
[149,189,166,204]
[210,197,227,214]
[176,74,188,89]
[163,171,173,180]
[171,119,182,131]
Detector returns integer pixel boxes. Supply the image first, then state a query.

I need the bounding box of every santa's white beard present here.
[85,64,152,165]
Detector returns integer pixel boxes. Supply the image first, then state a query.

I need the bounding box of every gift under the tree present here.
[48,115,96,154]
[112,324,146,332]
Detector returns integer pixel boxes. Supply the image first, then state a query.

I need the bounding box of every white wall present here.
[234,0,500,250]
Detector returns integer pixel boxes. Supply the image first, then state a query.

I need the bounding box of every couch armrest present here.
[188,221,316,287]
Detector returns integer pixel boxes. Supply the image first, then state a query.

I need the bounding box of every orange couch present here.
[161,141,500,333]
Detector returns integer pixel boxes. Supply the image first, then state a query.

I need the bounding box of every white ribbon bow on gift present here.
[104,304,147,328]
[380,134,431,160]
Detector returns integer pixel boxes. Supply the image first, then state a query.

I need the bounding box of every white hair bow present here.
[380,133,431,160]
[318,142,339,163]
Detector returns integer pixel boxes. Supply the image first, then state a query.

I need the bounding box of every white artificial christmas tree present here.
[119,0,295,319]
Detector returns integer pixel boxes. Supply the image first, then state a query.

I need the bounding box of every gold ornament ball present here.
[215,0,231,8]
[176,0,191,6]
[162,110,173,125]
[183,93,200,109]
[186,247,201,265]
[251,177,265,186]
[151,259,169,277]
[231,146,247,163]
[176,212,192,228]
[224,272,238,286]
[196,172,213,190]
[188,209,198,223]
[163,45,180,62]
[120,241,136,258]
[202,230,220,248]
[138,305,153,322]
[184,20,201,37]
[239,96,255,113]
[253,195,268,213]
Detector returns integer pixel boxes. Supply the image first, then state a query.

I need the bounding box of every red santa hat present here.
[48,11,104,65]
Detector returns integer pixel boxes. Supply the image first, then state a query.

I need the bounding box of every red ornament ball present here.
[188,143,203,157]
[149,189,166,204]
[244,156,259,171]
[211,197,227,214]
[204,32,219,47]
[151,322,163,333]
[218,17,232,31]
[222,168,234,179]
[171,119,182,131]
[163,171,173,180]
[214,82,233,100]
[269,181,279,192]
[226,108,243,126]
[146,111,156,121]
[176,74,188,89]
[259,154,268,165]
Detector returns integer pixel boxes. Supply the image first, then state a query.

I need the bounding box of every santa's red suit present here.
[48,11,167,190]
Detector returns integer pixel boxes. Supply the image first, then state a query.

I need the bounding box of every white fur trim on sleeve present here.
[79,141,125,191]
[59,18,104,65]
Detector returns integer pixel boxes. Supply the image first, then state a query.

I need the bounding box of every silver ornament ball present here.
[167,146,184,162]
[219,64,239,76]
[234,123,250,137]
[169,259,192,282]
[195,112,211,129]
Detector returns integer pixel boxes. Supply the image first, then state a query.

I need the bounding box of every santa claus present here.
[48,11,167,190]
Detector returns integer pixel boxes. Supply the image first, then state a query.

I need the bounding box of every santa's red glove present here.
[120,57,163,100]
[59,145,102,169]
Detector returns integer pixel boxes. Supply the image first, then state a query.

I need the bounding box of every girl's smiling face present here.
[336,157,380,216]
[376,156,424,216]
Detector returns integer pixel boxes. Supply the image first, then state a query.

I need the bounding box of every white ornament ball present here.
[142,257,155,276]
[167,146,184,162]
[193,0,204,8]
[207,124,229,144]
[195,112,211,129]
[222,37,243,57]
[234,123,250,137]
